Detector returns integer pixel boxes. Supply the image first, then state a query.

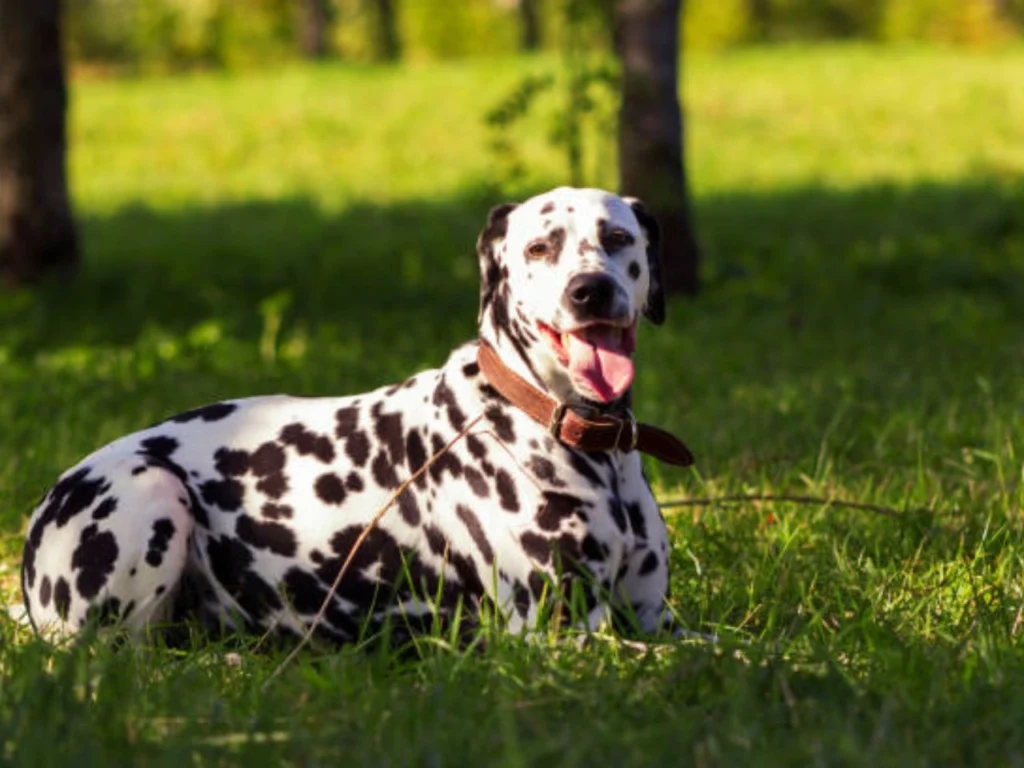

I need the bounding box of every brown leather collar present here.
[476,342,694,467]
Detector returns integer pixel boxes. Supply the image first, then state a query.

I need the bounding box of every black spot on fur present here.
[466,434,488,460]
[92,497,117,520]
[51,469,111,529]
[609,498,627,533]
[427,434,463,482]
[200,478,245,511]
[346,430,371,467]
[456,505,493,564]
[567,450,604,487]
[449,551,485,597]
[521,532,551,564]
[283,567,329,614]
[375,412,406,465]
[235,570,283,622]
[256,472,288,499]
[39,575,52,608]
[581,534,608,562]
[280,423,335,463]
[512,580,531,618]
[315,473,347,505]
[335,406,358,439]
[139,435,179,460]
[540,201,555,214]
[53,577,71,619]
[406,430,428,488]
[131,466,147,476]
[371,450,399,489]
[71,528,119,600]
[526,455,565,487]
[625,502,648,540]
[536,492,584,532]
[528,571,548,600]
[485,406,516,443]
[250,442,286,476]
[282,567,360,639]
[464,466,489,497]
[236,515,298,557]
[628,261,641,279]
[639,551,659,575]
[346,472,364,492]
[495,469,519,512]
[262,502,293,520]
[462,362,480,377]
[214,447,250,476]
[423,524,447,556]
[317,527,403,607]
[145,518,176,567]
[170,402,237,423]
[432,380,467,431]
[398,492,421,526]
[207,535,254,594]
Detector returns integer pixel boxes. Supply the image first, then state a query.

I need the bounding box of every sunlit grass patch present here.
[2,44,1024,764]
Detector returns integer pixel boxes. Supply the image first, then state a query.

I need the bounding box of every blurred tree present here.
[749,0,771,37]
[370,0,401,61]
[299,0,333,58]
[0,0,78,286]
[614,0,701,295]
[520,0,542,49]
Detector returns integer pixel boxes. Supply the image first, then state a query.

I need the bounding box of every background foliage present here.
[66,0,1024,73]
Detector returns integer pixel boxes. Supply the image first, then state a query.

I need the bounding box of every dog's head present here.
[476,187,665,407]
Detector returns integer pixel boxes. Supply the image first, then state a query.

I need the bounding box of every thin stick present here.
[264,413,484,686]
[658,494,908,518]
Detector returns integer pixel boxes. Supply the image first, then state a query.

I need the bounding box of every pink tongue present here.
[565,329,635,403]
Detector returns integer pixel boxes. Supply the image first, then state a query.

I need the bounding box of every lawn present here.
[3,44,1024,764]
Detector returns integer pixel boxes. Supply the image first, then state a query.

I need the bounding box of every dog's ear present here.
[624,197,665,326]
[477,202,519,323]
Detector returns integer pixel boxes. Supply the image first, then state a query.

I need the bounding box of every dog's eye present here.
[604,229,634,250]
[526,241,550,258]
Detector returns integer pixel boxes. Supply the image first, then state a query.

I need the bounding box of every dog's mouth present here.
[537,319,637,403]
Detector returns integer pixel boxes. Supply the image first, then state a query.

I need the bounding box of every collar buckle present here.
[548,402,570,439]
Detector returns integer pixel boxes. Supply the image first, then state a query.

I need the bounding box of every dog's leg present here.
[23,460,193,642]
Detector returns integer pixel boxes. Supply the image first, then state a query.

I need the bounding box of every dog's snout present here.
[565,273,616,318]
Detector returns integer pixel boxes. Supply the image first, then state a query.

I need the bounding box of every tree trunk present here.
[614,0,700,295]
[749,0,771,39]
[520,0,542,50]
[298,0,331,59]
[0,0,78,286]
[371,0,401,62]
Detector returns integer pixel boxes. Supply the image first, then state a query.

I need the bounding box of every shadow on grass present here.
[0,192,495,358]
[1,176,1021,358]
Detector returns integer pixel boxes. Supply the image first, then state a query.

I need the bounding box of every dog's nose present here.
[565,273,616,318]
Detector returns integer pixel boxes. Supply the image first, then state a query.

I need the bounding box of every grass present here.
[3,43,1024,764]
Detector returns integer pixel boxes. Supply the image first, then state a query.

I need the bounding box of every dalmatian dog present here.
[20,186,693,645]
